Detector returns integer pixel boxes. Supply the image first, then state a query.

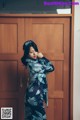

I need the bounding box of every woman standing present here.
[21,40,55,120]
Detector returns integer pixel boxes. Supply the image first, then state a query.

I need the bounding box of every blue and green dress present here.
[24,57,55,120]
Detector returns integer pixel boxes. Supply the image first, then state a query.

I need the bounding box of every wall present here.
[0,0,71,13]
[73,0,80,120]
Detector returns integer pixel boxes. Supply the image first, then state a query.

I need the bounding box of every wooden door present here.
[24,18,70,120]
[0,17,70,120]
[0,18,25,120]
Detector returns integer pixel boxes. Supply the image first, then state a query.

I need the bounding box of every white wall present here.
[73,0,80,120]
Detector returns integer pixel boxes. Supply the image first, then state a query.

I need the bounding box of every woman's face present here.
[29,46,38,59]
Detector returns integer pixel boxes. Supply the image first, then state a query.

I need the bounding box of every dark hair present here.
[21,40,38,66]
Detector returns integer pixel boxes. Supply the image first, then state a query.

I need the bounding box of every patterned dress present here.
[24,57,55,120]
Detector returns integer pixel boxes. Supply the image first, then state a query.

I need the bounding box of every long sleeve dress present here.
[24,57,55,120]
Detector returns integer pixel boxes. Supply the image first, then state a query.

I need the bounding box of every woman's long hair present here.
[21,40,38,66]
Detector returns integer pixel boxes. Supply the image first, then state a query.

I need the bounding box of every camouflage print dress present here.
[24,57,55,120]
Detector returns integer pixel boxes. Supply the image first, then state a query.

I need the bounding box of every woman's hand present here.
[37,52,44,58]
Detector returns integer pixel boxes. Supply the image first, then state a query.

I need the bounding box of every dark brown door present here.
[24,18,70,120]
[0,17,70,120]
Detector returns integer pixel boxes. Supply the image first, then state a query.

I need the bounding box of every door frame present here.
[70,1,74,120]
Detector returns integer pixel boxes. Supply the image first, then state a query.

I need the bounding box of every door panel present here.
[25,18,70,120]
[0,61,18,91]
[0,24,17,53]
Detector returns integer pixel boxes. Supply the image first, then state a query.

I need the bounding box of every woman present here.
[21,40,55,120]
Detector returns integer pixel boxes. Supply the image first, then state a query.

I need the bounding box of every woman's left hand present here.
[37,52,44,58]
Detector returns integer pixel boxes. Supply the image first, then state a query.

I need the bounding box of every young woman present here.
[21,40,55,120]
